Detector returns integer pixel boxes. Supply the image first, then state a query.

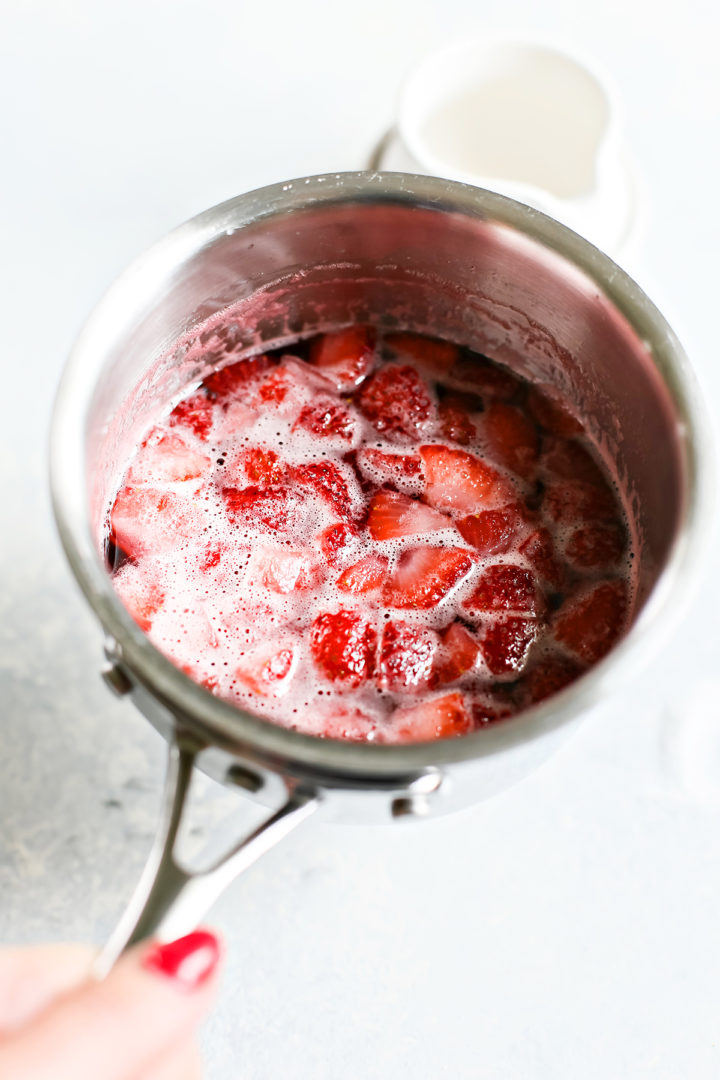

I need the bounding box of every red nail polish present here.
[142,930,221,990]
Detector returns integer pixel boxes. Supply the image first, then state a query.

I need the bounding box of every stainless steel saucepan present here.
[49,173,710,973]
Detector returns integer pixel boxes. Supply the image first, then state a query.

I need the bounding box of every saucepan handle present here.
[93,732,319,977]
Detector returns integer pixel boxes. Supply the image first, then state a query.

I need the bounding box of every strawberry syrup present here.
[105,327,634,743]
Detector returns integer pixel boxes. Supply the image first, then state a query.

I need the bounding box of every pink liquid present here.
[106,327,634,743]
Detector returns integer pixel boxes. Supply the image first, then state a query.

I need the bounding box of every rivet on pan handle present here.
[93,731,319,978]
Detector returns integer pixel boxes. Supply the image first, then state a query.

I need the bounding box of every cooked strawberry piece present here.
[456,505,524,555]
[432,622,481,685]
[565,521,626,569]
[554,580,628,663]
[247,546,320,594]
[316,704,381,742]
[127,428,212,485]
[481,616,538,675]
[541,437,606,486]
[308,325,376,390]
[463,564,541,616]
[255,368,292,405]
[544,480,617,524]
[469,695,513,726]
[200,543,222,572]
[319,522,357,564]
[235,447,285,485]
[293,461,355,520]
[391,692,473,742]
[483,403,540,480]
[292,397,358,442]
[203,354,274,399]
[168,391,214,441]
[221,485,293,532]
[438,394,478,445]
[310,610,377,687]
[518,527,563,589]
[113,565,165,632]
[385,332,459,373]
[336,554,389,594]
[110,487,198,558]
[377,620,438,691]
[246,357,333,415]
[356,364,434,440]
[420,444,510,514]
[354,448,423,494]
[383,546,473,609]
[367,490,451,541]
[526,385,584,436]
[235,639,298,697]
[520,653,584,704]
[452,357,521,400]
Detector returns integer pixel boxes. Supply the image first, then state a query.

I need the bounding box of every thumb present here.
[0,930,222,1080]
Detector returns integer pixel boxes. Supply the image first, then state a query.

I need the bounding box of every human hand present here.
[0,930,222,1079]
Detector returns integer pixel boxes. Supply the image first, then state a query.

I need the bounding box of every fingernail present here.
[142,930,221,990]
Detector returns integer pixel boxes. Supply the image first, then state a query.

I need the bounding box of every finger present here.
[133,1039,205,1080]
[0,945,95,1031]
[0,929,222,1080]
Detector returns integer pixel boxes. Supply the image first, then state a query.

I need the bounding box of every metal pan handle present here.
[94,732,319,977]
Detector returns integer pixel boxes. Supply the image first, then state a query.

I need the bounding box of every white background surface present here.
[1,1,720,1077]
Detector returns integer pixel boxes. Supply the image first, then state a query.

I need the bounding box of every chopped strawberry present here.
[354,448,423,494]
[432,622,481,685]
[385,332,459,373]
[482,403,540,480]
[565,522,626,569]
[292,396,358,443]
[168,391,214,441]
[336,554,389,594]
[316,704,381,742]
[113,564,165,632]
[456,505,524,555]
[235,639,298,697]
[554,580,628,663]
[391,692,473,742]
[544,480,617,525]
[234,447,285,485]
[221,485,293,533]
[126,428,212,485]
[377,620,438,691]
[520,654,584,704]
[541,437,606,487]
[203,354,275,399]
[518,527,563,589]
[420,444,510,514]
[367,490,452,541]
[310,610,377,687]
[438,393,478,445]
[110,487,199,558]
[247,546,320,594]
[383,546,473,609]
[452,357,521,400]
[526,385,584,436]
[248,358,334,416]
[481,616,538,675]
[463,564,541,616]
[200,543,223,572]
[254,368,293,405]
[293,461,355,520]
[308,325,377,390]
[319,522,357,564]
[356,364,434,441]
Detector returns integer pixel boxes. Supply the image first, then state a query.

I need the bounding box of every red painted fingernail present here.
[142,930,221,990]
